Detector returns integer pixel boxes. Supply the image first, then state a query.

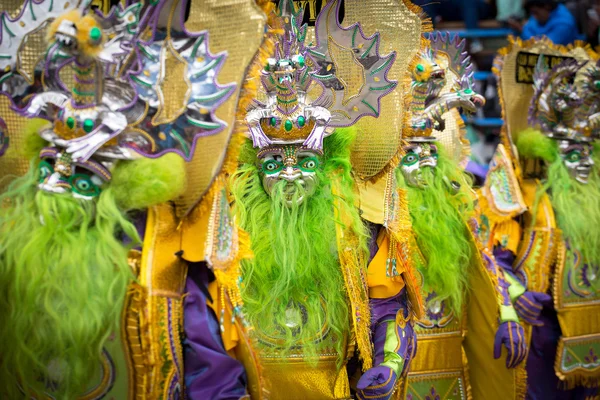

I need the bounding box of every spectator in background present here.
[586,0,600,48]
[412,0,492,53]
[509,0,581,45]
[496,0,524,24]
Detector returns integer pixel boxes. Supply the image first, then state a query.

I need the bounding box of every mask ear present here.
[110,153,186,211]
[515,128,558,162]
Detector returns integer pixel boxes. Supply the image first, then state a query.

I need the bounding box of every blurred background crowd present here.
[411,0,600,168]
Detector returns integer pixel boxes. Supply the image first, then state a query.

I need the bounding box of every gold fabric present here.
[514,179,559,294]
[465,250,526,400]
[175,0,266,216]
[0,95,30,192]
[342,0,426,180]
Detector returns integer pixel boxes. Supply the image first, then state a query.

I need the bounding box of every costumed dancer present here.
[0,0,264,397]
[390,32,528,400]
[179,1,423,399]
[479,37,600,398]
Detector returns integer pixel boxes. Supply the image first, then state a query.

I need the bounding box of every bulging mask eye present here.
[299,157,319,172]
[69,174,101,198]
[566,150,582,163]
[402,153,419,166]
[262,159,283,175]
[38,160,54,182]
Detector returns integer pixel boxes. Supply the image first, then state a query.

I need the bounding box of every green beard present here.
[544,157,600,267]
[230,135,366,363]
[396,146,474,315]
[0,168,137,399]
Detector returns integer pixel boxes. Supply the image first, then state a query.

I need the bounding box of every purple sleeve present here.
[184,265,248,400]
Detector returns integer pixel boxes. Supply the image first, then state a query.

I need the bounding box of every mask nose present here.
[280,166,300,182]
[419,156,436,167]
[40,172,67,193]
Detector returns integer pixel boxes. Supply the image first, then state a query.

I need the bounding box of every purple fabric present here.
[482,251,513,307]
[493,247,517,274]
[356,289,416,399]
[515,291,552,326]
[466,160,489,185]
[184,265,248,400]
[367,223,383,262]
[494,321,527,368]
[526,307,599,400]
[356,367,397,400]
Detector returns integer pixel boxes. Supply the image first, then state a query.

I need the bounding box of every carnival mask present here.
[258,144,320,206]
[400,142,438,188]
[38,148,110,199]
[558,140,594,184]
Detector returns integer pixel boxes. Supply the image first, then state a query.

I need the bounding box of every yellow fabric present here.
[141,204,187,297]
[356,176,388,225]
[180,199,211,263]
[368,230,405,299]
[493,219,522,254]
[207,280,239,352]
[257,356,350,400]
[464,252,527,400]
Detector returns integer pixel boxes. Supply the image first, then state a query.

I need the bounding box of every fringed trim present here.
[122,282,152,400]
[183,7,276,219]
[462,347,474,400]
[515,359,528,400]
[401,0,433,34]
[332,177,373,371]
[555,339,600,389]
[455,109,471,169]
[367,8,431,183]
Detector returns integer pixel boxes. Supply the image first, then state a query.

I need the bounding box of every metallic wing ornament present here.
[246,0,397,151]
[0,0,235,185]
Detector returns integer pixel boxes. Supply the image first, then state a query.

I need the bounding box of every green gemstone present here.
[264,63,270,72]
[83,119,94,133]
[464,89,473,94]
[416,64,424,72]
[297,55,305,68]
[595,81,600,89]
[66,117,75,129]
[284,119,293,132]
[89,27,102,42]
[270,117,277,126]
[297,115,306,127]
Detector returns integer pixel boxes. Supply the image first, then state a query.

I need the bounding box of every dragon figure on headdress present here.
[529,58,585,141]
[577,59,600,138]
[407,32,485,134]
[0,0,234,167]
[245,0,397,151]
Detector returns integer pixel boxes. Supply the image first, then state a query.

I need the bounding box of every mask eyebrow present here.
[403,145,418,152]
[563,144,584,153]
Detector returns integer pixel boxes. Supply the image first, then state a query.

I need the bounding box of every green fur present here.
[515,128,558,162]
[396,143,474,314]
[111,153,186,211]
[540,157,600,267]
[22,119,52,160]
[0,163,137,399]
[231,129,367,363]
